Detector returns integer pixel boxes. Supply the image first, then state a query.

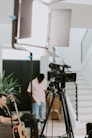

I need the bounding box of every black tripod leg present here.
[59,89,74,138]
[64,94,74,138]
[40,92,56,137]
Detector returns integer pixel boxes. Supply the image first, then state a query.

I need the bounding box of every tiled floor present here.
[43,119,87,138]
[20,110,88,138]
[26,118,87,138]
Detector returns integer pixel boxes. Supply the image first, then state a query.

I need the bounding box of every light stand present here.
[29,52,34,138]
[29,52,33,114]
[13,45,34,138]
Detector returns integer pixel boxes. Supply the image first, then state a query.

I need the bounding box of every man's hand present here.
[12,115,18,121]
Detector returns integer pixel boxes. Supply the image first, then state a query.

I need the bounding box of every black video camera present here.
[47,63,76,89]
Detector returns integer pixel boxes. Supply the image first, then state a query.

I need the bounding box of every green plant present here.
[0,71,20,103]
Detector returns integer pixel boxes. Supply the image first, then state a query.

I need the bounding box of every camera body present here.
[48,63,76,89]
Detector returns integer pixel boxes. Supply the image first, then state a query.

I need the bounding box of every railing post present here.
[75,82,78,121]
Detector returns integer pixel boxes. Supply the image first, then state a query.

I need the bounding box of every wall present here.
[0,49,2,73]
[40,56,53,80]
[0,0,14,47]
[2,49,29,60]
[81,44,92,88]
[50,2,92,28]
[0,0,14,73]
[53,28,86,71]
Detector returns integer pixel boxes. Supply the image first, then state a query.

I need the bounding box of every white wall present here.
[40,56,53,80]
[55,28,86,71]
[0,0,14,47]
[0,24,12,47]
[50,2,92,28]
[0,0,14,73]
[81,44,92,88]
[2,49,29,60]
[0,49,2,73]
[0,0,14,24]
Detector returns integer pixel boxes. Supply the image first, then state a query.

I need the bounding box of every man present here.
[27,73,47,132]
[0,93,18,122]
[0,93,39,138]
[0,93,18,138]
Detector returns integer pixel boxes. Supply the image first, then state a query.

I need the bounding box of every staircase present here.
[66,71,92,124]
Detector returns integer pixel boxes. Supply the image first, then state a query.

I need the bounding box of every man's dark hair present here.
[37,74,44,83]
[0,93,7,98]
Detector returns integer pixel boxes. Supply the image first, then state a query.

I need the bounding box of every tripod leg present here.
[59,88,74,138]
[40,92,56,137]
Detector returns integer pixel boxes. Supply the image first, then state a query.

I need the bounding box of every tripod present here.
[40,84,74,138]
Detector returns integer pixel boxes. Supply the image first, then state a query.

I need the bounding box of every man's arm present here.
[0,115,18,123]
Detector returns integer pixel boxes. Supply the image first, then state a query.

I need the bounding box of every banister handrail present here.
[66,81,78,121]
[74,82,78,121]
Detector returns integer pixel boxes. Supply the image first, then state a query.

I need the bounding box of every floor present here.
[20,108,88,138]
[43,119,87,138]
[25,117,87,138]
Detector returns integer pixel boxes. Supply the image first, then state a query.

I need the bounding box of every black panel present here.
[86,123,92,135]
[3,60,40,111]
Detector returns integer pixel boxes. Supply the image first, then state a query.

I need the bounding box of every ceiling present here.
[36,0,64,5]
[62,0,92,5]
[36,0,92,28]
[38,0,92,5]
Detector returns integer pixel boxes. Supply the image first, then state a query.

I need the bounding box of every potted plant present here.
[0,71,20,103]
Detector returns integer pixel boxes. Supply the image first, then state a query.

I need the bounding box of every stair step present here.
[67,89,92,95]
[66,84,92,90]
[79,114,92,122]
[68,71,92,123]
[69,95,92,100]
[78,107,92,113]
[76,81,88,85]
[78,89,92,94]
[76,75,85,80]
[77,101,92,107]
[78,85,92,89]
